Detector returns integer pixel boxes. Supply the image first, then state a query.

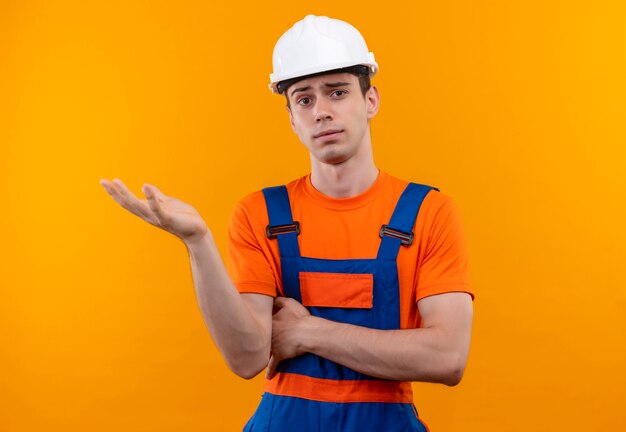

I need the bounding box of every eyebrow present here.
[290,81,352,97]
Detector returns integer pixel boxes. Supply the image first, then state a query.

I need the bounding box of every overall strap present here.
[377,183,436,261]
[262,185,301,258]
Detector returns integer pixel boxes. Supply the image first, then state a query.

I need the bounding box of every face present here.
[285,73,379,166]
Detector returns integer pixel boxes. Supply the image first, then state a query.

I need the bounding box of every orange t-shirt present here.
[226,170,474,329]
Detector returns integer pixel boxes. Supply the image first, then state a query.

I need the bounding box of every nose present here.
[314,99,333,122]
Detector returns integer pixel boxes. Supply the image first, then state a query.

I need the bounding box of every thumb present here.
[142,183,162,199]
[142,184,168,222]
[274,296,288,310]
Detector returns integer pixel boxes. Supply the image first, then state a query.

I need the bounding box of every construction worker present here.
[100,14,474,431]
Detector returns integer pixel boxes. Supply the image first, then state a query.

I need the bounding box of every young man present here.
[100,15,474,431]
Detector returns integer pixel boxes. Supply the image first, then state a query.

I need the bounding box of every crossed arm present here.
[187,233,472,385]
[256,290,473,386]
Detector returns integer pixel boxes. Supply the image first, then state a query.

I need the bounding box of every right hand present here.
[100,178,209,244]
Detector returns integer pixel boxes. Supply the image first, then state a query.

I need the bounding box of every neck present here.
[309,139,379,199]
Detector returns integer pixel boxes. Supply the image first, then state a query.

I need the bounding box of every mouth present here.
[313,129,344,139]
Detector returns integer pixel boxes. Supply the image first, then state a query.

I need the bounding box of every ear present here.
[366,85,380,119]
[286,105,296,133]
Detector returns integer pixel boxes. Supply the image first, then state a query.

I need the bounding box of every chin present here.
[318,150,351,165]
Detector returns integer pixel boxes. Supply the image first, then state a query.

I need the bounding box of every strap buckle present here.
[379,224,414,246]
[266,221,301,239]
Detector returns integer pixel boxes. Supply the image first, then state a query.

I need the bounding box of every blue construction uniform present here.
[243,182,435,432]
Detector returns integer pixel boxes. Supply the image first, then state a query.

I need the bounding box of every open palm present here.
[100,178,208,243]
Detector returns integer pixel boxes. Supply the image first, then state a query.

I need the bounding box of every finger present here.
[142,184,169,225]
[104,178,141,213]
[266,355,277,379]
[111,179,156,223]
[101,178,142,216]
[274,296,288,309]
[112,178,143,212]
[100,178,127,205]
[143,183,167,202]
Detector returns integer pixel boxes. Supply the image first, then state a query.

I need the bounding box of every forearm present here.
[185,233,269,378]
[300,317,467,385]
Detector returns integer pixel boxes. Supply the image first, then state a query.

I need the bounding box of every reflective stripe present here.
[264,372,414,403]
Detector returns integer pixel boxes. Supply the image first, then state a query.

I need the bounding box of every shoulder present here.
[231,175,307,225]
[385,172,456,214]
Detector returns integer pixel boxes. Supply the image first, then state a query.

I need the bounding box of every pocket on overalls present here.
[299,272,373,308]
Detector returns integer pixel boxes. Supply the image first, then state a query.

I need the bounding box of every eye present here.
[297,97,312,106]
[332,90,347,97]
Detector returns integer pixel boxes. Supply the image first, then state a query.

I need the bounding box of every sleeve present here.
[225,199,278,297]
[415,195,474,302]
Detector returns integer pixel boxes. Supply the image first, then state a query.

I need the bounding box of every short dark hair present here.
[282,65,372,107]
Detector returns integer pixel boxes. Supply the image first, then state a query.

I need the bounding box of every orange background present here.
[1,1,625,430]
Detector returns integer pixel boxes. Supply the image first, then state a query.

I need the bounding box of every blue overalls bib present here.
[243,182,436,432]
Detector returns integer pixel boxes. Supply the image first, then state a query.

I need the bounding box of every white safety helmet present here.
[269,15,378,94]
